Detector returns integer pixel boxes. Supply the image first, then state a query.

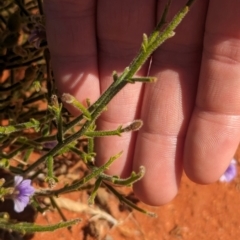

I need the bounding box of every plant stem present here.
[22,1,194,176]
[36,0,43,15]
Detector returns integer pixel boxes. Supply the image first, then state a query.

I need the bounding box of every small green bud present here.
[51,95,60,109]
[32,81,41,92]
[0,178,5,187]
[45,177,58,189]
[122,120,143,132]
[61,93,73,104]
[0,159,9,168]
[113,71,118,81]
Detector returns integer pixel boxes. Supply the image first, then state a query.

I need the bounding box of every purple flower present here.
[219,159,237,183]
[13,176,35,213]
[28,24,46,49]
[43,141,57,149]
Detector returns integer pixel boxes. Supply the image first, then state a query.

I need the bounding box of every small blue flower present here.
[43,141,57,149]
[13,176,35,213]
[28,24,46,49]
[219,159,237,183]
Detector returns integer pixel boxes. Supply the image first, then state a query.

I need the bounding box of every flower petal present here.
[12,176,35,213]
[18,195,30,204]
[219,159,237,182]
[13,197,28,213]
[44,141,57,149]
[14,175,23,187]
[18,179,31,188]
[28,32,38,43]
[17,180,35,196]
[20,185,35,196]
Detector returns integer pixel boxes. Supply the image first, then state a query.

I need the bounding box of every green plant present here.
[0,0,196,235]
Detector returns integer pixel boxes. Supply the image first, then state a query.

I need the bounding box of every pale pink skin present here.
[43,0,240,205]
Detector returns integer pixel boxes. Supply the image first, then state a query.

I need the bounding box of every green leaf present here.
[0,159,10,168]
[0,218,81,234]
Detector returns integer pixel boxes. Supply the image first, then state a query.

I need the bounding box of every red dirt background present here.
[30,146,240,240]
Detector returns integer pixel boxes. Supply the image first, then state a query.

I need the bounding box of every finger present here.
[95,0,156,176]
[184,0,240,183]
[43,0,100,108]
[133,0,208,205]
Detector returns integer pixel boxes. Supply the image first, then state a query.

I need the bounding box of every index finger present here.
[43,0,100,106]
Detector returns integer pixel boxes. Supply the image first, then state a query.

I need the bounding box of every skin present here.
[43,0,240,205]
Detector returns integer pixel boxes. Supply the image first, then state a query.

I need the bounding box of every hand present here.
[43,0,240,205]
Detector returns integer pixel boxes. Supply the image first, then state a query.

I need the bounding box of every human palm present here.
[43,0,240,205]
